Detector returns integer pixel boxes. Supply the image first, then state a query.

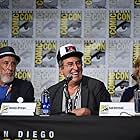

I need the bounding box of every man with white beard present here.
[0,46,34,106]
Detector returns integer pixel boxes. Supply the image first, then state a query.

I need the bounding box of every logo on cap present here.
[65,45,76,53]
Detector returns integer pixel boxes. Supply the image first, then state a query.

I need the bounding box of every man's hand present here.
[71,108,91,116]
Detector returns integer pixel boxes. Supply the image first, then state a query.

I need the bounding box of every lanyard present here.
[64,85,80,113]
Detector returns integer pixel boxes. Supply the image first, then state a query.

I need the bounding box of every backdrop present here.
[0,0,140,102]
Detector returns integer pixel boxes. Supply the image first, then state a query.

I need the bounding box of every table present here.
[0,114,140,140]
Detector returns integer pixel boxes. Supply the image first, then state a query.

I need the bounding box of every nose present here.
[72,62,79,70]
[7,63,14,71]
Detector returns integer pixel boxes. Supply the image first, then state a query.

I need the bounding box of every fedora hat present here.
[0,46,20,63]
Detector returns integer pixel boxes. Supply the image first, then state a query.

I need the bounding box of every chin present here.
[2,76,14,84]
[72,77,82,82]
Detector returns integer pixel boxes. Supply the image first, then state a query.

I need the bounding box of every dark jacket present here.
[120,84,138,102]
[8,78,35,102]
[48,75,111,115]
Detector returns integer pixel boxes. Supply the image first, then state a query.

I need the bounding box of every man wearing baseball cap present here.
[48,43,111,116]
[0,46,34,106]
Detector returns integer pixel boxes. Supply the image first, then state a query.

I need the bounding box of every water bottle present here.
[41,89,51,116]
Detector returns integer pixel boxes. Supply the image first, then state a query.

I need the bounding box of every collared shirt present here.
[62,84,81,113]
[0,85,11,106]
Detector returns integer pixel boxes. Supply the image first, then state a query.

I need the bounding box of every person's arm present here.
[24,81,35,102]
[98,82,111,102]
[18,80,35,102]
[120,87,134,102]
[90,80,111,115]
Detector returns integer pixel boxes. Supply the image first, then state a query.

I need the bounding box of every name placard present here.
[99,102,135,116]
[0,103,36,116]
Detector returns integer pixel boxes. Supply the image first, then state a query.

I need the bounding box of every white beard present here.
[0,75,14,84]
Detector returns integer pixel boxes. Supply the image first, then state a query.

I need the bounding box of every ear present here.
[59,68,65,81]
[59,67,64,75]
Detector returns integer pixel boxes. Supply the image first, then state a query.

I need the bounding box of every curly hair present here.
[134,55,140,68]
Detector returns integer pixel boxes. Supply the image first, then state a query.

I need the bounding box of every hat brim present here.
[0,54,21,63]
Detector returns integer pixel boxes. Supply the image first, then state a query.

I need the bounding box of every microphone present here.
[65,74,73,83]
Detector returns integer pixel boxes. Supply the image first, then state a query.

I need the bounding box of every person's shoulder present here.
[124,85,137,92]
[47,80,65,95]
[82,75,104,84]
[13,78,32,85]
[48,80,64,90]
[120,85,136,102]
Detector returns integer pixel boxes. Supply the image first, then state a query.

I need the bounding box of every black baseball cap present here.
[0,46,21,63]
[57,44,83,63]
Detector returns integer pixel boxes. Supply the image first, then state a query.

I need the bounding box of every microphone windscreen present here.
[65,74,72,82]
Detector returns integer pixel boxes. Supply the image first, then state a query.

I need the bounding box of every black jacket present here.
[8,78,35,102]
[48,75,111,115]
[120,84,138,102]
